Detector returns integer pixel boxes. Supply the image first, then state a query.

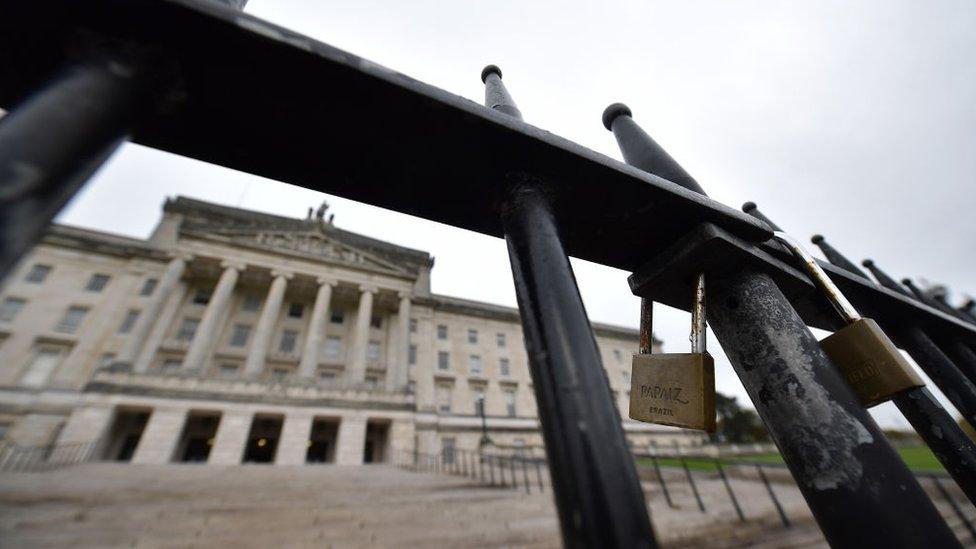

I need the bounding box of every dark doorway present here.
[306,418,339,463]
[243,414,283,464]
[364,420,390,464]
[173,412,221,463]
[102,408,151,461]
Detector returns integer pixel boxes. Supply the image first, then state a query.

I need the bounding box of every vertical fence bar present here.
[535,460,544,492]
[650,454,675,509]
[932,475,976,542]
[488,455,496,486]
[522,458,531,494]
[757,465,790,529]
[484,68,656,547]
[679,455,706,513]
[715,460,745,522]
[510,458,518,490]
[606,105,959,547]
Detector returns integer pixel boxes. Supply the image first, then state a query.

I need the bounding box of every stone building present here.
[0,197,701,466]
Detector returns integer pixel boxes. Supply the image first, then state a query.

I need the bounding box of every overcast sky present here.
[58,0,976,429]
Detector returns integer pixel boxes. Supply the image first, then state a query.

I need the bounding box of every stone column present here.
[209,410,253,465]
[133,283,188,373]
[182,262,242,372]
[275,412,313,465]
[131,407,188,464]
[243,271,291,377]
[387,292,411,391]
[346,286,376,384]
[116,254,190,372]
[335,414,367,465]
[297,278,336,379]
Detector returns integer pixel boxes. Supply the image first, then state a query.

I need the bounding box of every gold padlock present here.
[630,274,716,432]
[773,232,924,407]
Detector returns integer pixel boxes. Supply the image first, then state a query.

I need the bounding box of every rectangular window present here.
[330,309,344,324]
[621,370,631,384]
[319,371,336,381]
[437,351,449,371]
[499,358,510,376]
[25,264,51,284]
[272,368,290,382]
[370,316,382,329]
[21,348,64,387]
[496,333,506,347]
[118,309,140,334]
[468,355,482,375]
[288,302,304,318]
[437,325,447,340]
[139,278,158,296]
[0,297,25,322]
[242,294,262,312]
[324,336,342,359]
[514,438,526,457]
[436,385,451,413]
[365,375,379,389]
[367,340,381,362]
[55,306,88,333]
[176,318,199,341]
[85,274,111,293]
[162,359,181,372]
[96,352,116,371]
[613,349,623,363]
[505,390,517,417]
[279,330,298,353]
[230,324,250,347]
[409,318,417,333]
[467,329,478,344]
[442,437,456,465]
[218,363,239,378]
[408,344,417,365]
[193,290,212,305]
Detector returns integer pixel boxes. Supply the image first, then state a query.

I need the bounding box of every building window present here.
[0,297,25,322]
[499,358,510,377]
[324,336,342,359]
[279,330,298,353]
[330,309,345,324]
[176,318,199,341]
[409,318,417,333]
[139,278,158,296]
[505,390,517,417]
[97,352,116,370]
[613,349,623,363]
[218,363,239,378]
[193,290,212,305]
[496,333,506,347]
[474,391,485,415]
[437,351,450,371]
[436,385,451,413]
[370,316,382,329]
[318,370,336,381]
[118,309,140,334]
[442,437,456,465]
[242,294,262,312]
[85,274,111,293]
[367,340,381,362]
[272,368,290,382]
[21,347,65,387]
[365,375,379,389]
[25,264,51,284]
[288,303,304,318]
[55,306,88,334]
[230,324,250,347]
[621,370,631,384]
[468,355,482,375]
[408,344,417,365]
[467,329,478,344]
[437,325,447,340]
[162,359,181,373]
[514,438,526,458]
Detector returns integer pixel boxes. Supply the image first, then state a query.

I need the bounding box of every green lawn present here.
[637,446,944,473]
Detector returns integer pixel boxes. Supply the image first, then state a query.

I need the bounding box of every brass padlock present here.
[774,232,924,407]
[629,274,716,432]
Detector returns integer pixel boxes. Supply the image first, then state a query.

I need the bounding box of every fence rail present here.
[0,440,98,472]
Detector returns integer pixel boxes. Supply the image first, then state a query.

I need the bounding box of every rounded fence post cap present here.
[862,259,875,268]
[481,65,502,83]
[742,201,757,212]
[811,234,824,244]
[602,103,632,130]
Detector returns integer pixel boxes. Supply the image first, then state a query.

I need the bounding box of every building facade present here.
[0,197,702,466]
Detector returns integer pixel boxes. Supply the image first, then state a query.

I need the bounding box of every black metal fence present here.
[393,449,549,494]
[3,1,976,547]
[0,440,99,472]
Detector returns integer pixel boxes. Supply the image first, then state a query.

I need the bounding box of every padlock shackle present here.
[691,273,707,353]
[772,232,862,324]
